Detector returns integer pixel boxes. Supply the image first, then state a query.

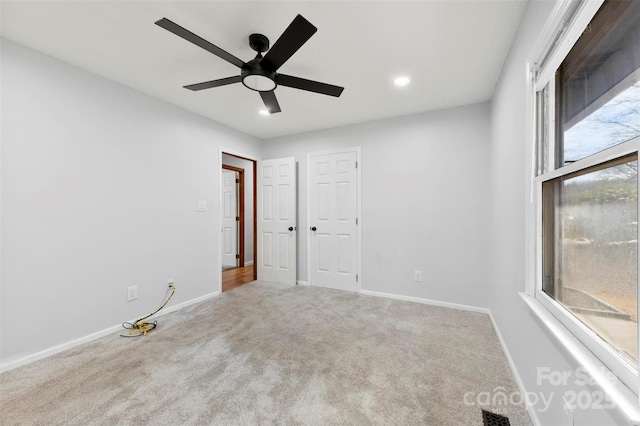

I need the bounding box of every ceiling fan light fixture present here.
[242,74,277,92]
[241,63,277,92]
[156,15,344,114]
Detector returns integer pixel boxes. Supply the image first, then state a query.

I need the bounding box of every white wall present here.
[489,1,630,425]
[5,8,634,423]
[0,39,261,365]
[263,103,491,309]
[221,154,254,265]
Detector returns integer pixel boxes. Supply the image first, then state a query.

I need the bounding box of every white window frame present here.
[524,0,640,420]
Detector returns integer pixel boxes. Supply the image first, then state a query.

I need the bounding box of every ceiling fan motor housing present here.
[156,14,342,113]
[249,33,269,53]
[241,58,277,92]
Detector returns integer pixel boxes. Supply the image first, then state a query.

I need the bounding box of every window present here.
[542,155,638,365]
[533,0,640,393]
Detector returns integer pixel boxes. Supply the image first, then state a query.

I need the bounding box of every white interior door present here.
[221,169,238,268]
[257,157,297,285]
[309,150,359,292]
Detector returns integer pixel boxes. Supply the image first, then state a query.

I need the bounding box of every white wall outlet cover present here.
[196,200,207,212]
[127,285,138,301]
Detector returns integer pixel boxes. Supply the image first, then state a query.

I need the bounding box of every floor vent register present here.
[482,409,511,426]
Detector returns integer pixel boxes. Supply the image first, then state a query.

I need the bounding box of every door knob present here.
[288,227,294,231]
[311,226,317,231]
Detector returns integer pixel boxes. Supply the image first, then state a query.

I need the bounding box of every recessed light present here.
[394,76,411,87]
[259,109,270,116]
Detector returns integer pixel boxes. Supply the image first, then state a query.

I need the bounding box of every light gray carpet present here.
[0,282,531,425]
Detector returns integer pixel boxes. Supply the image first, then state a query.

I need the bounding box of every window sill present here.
[519,292,640,424]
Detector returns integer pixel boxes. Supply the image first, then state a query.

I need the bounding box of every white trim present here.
[361,289,542,421]
[359,289,490,315]
[531,0,605,91]
[525,60,537,298]
[520,293,640,425]
[547,77,556,174]
[534,178,543,298]
[527,0,640,404]
[158,290,220,317]
[536,137,639,183]
[536,288,639,393]
[244,260,254,266]
[529,0,580,86]
[533,139,640,393]
[488,312,541,426]
[0,290,220,373]
[531,140,639,306]
[296,280,310,286]
[0,324,123,374]
[306,147,362,291]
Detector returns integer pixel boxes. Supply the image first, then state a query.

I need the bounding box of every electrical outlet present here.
[167,279,174,288]
[414,270,423,282]
[127,285,138,301]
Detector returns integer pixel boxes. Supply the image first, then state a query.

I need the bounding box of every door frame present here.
[220,148,259,283]
[222,165,244,267]
[306,147,362,290]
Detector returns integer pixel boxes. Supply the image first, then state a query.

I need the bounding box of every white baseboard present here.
[156,290,220,318]
[1,284,539,426]
[360,288,538,424]
[244,260,254,266]
[488,312,541,426]
[0,290,221,373]
[0,324,125,375]
[359,289,490,315]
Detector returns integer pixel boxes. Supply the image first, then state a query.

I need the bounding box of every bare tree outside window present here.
[564,82,640,163]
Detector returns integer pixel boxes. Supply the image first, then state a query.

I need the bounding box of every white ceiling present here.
[1,1,527,139]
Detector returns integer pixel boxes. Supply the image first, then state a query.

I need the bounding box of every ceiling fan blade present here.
[155,18,245,68]
[260,91,282,114]
[184,75,242,91]
[277,74,344,97]
[260,15,317,72]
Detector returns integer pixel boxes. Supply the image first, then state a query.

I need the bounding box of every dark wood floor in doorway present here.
[222,265,254,292]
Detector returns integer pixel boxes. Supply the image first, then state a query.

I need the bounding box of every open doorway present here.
[221,152,257,292]
[221,165,244,270]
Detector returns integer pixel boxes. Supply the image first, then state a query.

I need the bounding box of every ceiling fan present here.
[155,15,344,114]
